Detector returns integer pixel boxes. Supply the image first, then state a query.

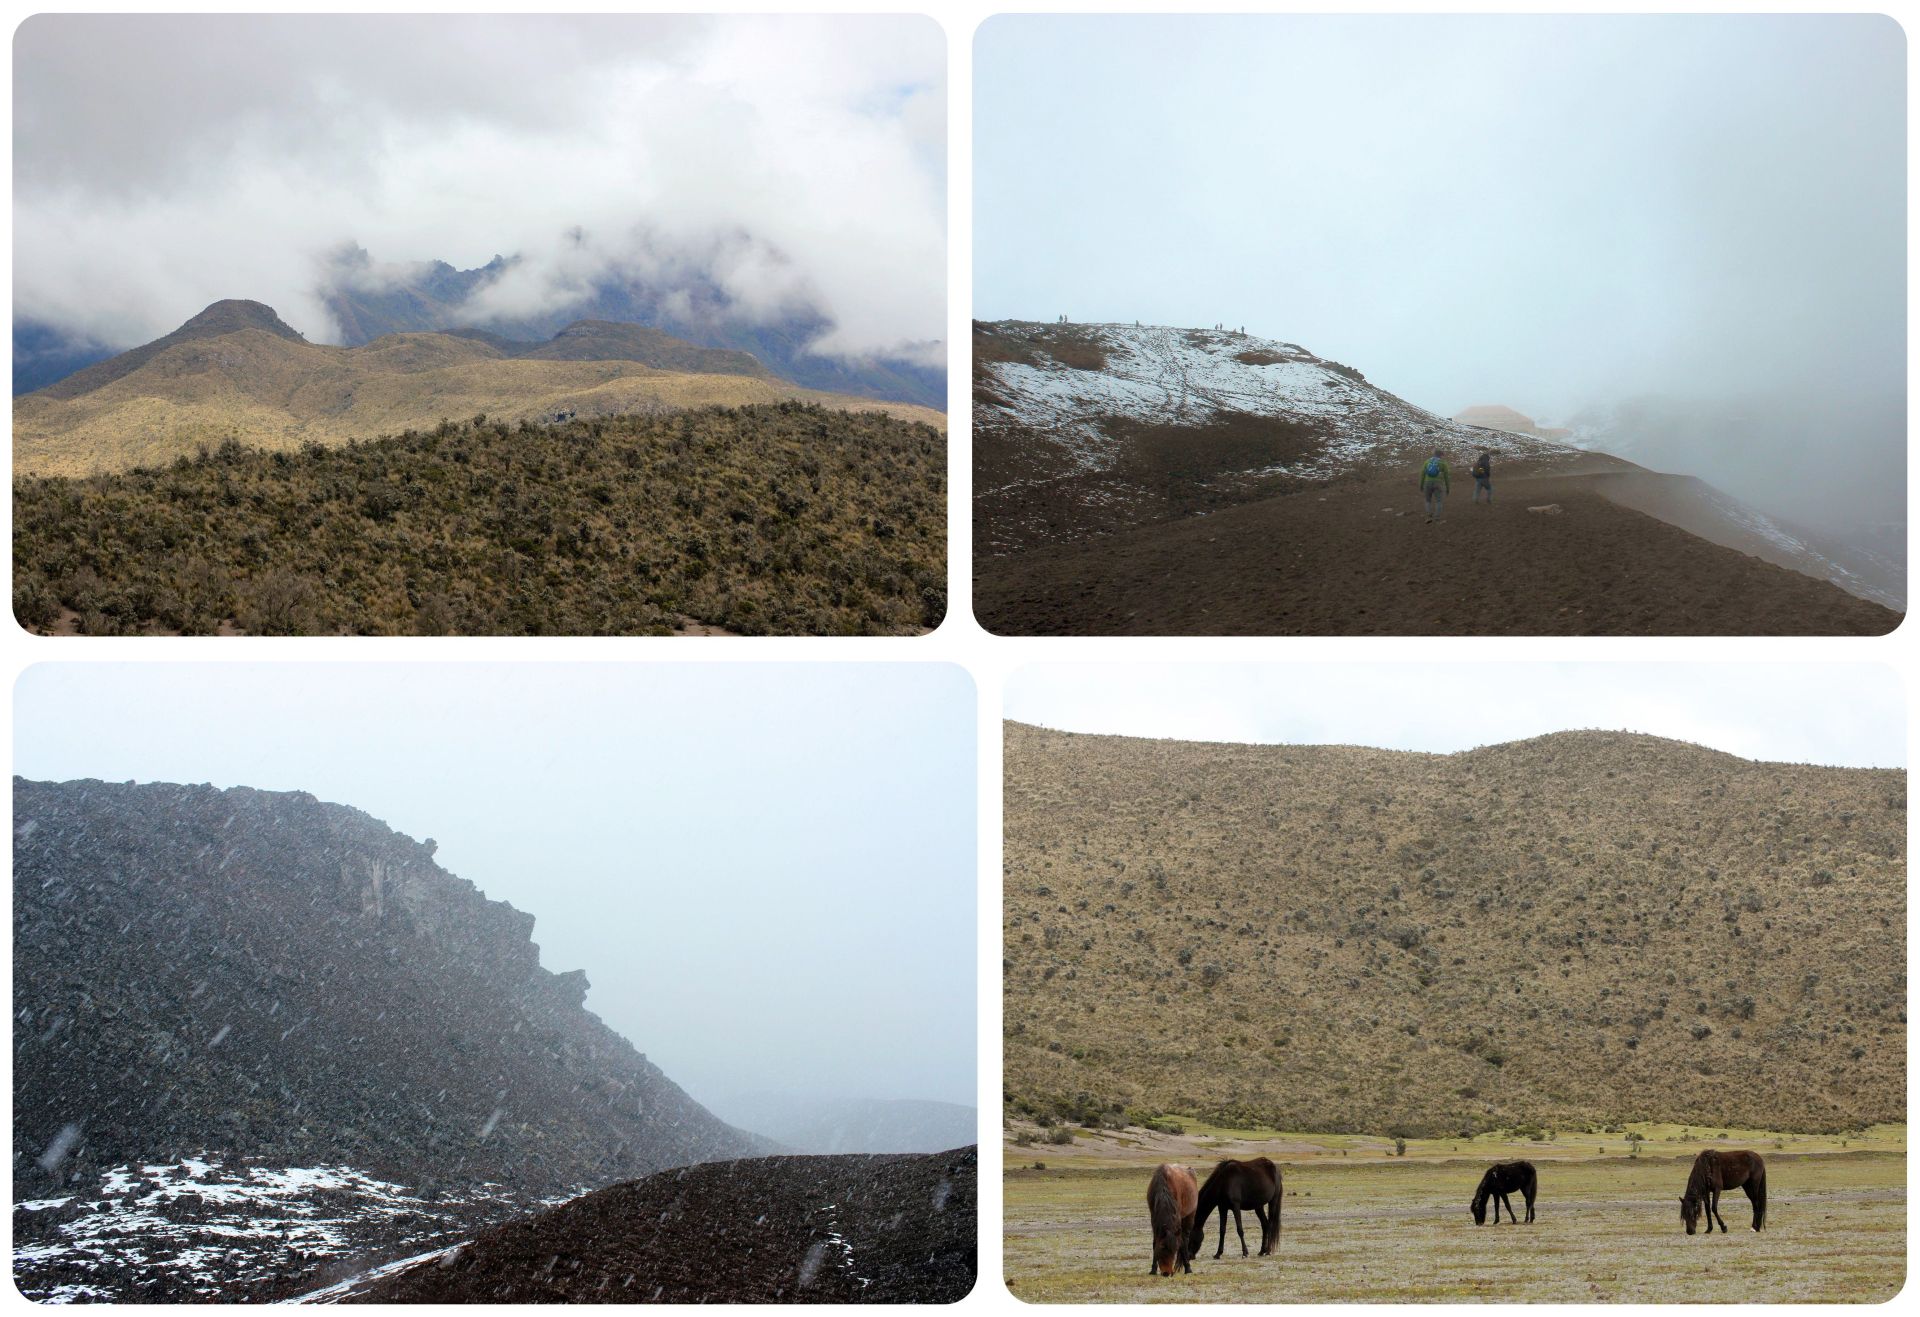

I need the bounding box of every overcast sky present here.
[14,663,975,1111]
[15,14,944,361]
[1007,663,1905,769]
[976,15,1903,501]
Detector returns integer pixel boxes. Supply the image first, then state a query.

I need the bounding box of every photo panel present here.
[14,13,947,637]
[1001,661,1904,1301]
[13,662,978,1302]
[972,14,1904,636]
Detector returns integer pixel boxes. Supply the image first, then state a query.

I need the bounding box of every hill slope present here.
[974,320,1570,557]
[975,463,1900,635]
[14,777,762,1299]
[15,303,943,478]
[334,1147,977,1303]
[973,320,1900,633]
[13,403,946,636]
[15,778,755,1193]
[1003,724,1905,1136]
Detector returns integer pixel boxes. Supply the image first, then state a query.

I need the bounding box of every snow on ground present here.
[278,1244,465,1304]
[12,1155,564,1303]
[976,322,1572,489]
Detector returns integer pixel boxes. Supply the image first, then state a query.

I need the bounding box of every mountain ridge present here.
[15,302,944,478]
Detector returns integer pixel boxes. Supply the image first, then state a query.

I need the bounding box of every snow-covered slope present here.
[12,1154,574,1303]
[977,321,1573,483]
[974,321,1577,554]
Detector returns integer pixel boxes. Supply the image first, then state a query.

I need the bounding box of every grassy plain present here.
[1004,1121,1905,1303]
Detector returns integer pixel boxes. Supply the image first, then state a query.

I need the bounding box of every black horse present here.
[1681,1149,1766,1234]
[1188,1158,1282,1258]
[1470,1160,1537,1225]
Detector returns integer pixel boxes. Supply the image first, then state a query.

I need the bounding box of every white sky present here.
[1007,663,1905,769]
[13,663,976,1109]
[975,14,1903,427]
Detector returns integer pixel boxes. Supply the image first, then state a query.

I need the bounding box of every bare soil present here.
[974,473,1900,635]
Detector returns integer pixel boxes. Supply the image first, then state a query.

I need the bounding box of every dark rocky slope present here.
[14,776,755,1198]
[342,1146,977,1304]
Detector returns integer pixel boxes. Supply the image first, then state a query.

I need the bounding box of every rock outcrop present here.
[13,777,757,1200]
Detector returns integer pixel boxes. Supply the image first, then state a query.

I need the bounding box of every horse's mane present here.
[1684,1150,1719,1198]
[1149,1170,1179,1223]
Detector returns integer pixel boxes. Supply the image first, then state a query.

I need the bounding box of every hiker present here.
[1471,450,1493,503]
[1419,449,1451,521]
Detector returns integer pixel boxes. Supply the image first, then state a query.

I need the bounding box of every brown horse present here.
[1681,1149,1767,1234]
[1147,1163,1199,1275]
[1470,1161,1537,1224]
[1188,1158,1283,1258]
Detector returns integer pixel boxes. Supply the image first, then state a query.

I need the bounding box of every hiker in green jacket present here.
[1419,449,1451,521]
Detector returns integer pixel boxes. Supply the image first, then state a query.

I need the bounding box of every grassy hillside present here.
[1003,723,1905,1135]
[14,404,944,636]
[15,326,943,478]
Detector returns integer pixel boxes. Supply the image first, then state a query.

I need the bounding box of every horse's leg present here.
[1744,1179,1765,1232]
[1711,1188,1727,1233]
[1215,1206,1228,1259]
[1234,1207,1249,1257]
[1524,1187,1536,1224]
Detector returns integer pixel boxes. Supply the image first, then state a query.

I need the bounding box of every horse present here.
[1469,1161,1537,1224]
[1681,1149,1766,1234]
[1188,1158,1283,1258]
[1147,1163,1199,1275]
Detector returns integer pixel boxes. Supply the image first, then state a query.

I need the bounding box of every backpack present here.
[1472,457,1490,479]
[1424,456,1443,479]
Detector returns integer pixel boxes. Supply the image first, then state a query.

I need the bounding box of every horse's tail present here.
[1751,1160,1767,1231]
[1275,1168,1283,1237]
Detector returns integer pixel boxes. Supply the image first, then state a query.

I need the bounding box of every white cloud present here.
[14,14,945,361]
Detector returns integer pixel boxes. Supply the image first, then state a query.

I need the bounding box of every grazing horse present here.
[1188,1158,1283,1258]
[1147,1163,1200,1275]
[1681,1149,1766,1234]
[1470,1161,1537,1225]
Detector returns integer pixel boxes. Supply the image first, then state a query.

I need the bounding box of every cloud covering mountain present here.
[15,15,944,369]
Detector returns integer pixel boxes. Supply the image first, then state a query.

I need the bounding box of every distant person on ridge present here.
[1471,450,1493,503]
[1419,448,1450,521]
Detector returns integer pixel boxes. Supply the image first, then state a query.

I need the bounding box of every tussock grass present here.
[1004,723,1905,1135]
[14,404,945,636]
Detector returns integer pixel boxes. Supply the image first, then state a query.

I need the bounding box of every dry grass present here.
[972,321,1110,377]
[1003,1142,1904,1302]
[1004,724,1905,1134]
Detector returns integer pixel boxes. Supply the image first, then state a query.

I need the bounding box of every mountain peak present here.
[176,299,307,342]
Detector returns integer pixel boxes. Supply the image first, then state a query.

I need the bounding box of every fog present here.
[15,14,944,363]
[975,14,1904,536]
[13,664,976,1113]
[1007,663,1905,770]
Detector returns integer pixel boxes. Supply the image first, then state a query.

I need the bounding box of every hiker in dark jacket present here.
[1419,449,1451,521]
[1472,450,1493,503]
